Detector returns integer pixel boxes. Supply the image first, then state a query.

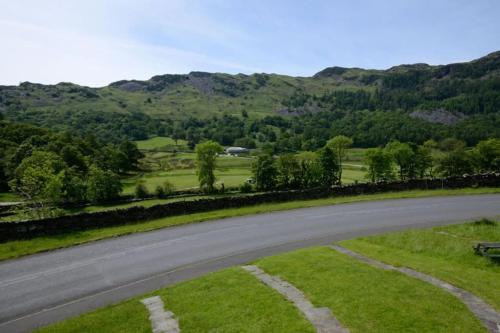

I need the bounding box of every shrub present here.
[239,182,253,193]
[162,180,175,196]
[473,218,496,226]
[154,185,165,198]
[134,183,149,199]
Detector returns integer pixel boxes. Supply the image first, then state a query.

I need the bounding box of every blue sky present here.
[1,0,499,86]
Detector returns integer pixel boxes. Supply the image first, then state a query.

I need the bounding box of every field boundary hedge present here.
[1,174,499,242]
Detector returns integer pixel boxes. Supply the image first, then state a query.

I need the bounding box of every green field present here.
[123,163,364,194]
[0,148,367,205]
[134,136,188,151]
[36,219,498,333]
[123,148,367,194]
[341,164,366,183]
[345,148,367,162]
[123,153,255,194]
[0,147,367,204]
[1,187,499,261]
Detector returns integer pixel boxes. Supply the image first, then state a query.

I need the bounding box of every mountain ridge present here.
[2,50,498,89]
[1,51,499,147]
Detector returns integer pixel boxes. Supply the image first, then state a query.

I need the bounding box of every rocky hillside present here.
[1,51,499,144]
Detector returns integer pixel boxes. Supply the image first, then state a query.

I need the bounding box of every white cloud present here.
[0,1,259,87]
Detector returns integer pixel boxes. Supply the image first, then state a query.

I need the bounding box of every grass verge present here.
[257,246,484,332]
[34,297,151,333]
[1,187,499,261]
[36,268,314,333]
[35,244,488,333]
[341,219,500,311]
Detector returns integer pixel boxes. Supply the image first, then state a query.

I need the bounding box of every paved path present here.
[141,296,180,333]
[1,194,500,333]
[243,265,349,333]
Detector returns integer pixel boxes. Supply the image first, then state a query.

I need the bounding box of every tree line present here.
[192,136,500,195]
[7,99,500,154]
[0,120,143,216]
[163,109,500,154]
[251,137,500,192]
[366,138,500,181]
[3,116,499,217]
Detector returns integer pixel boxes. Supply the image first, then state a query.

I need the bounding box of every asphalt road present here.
[1,194,500,333]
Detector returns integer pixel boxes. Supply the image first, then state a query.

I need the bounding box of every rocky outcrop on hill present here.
[409,109,467,125]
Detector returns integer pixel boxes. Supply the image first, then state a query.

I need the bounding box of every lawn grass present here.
[34,297,151,333]
[36,243,489,333]
[36,268,314,333]
[341,219,500,311]
[257,247,484,332]
[0,187,499,261]
[162,268,314,333]
[0,192,22,202]
[134,136,188,151]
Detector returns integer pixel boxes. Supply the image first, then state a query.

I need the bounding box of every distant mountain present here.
[1,51,499,146]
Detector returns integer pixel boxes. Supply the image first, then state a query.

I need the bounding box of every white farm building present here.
[225,146,249,155]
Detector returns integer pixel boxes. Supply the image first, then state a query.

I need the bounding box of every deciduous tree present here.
[253,154,278,191]
[318,146,340,186]
[296,151,322,188]
[195,140,223,192]
[86,165,122,203]
[385,141,415,180]
[364,148,394,182]
[10,150,66,202]
[436,148,474,177]
[276,154,300,189]
[326,135,353,185]
[473,138,500,172]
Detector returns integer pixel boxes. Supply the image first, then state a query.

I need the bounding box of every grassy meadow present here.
[134,136,188,151]
[125,139,367,195]
[122,152,255,194]
[35,219,499,333]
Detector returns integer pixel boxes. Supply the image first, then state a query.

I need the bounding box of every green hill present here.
[1,51,499,147]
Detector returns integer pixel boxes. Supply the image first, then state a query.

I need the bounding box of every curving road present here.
[1,194,500,333]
